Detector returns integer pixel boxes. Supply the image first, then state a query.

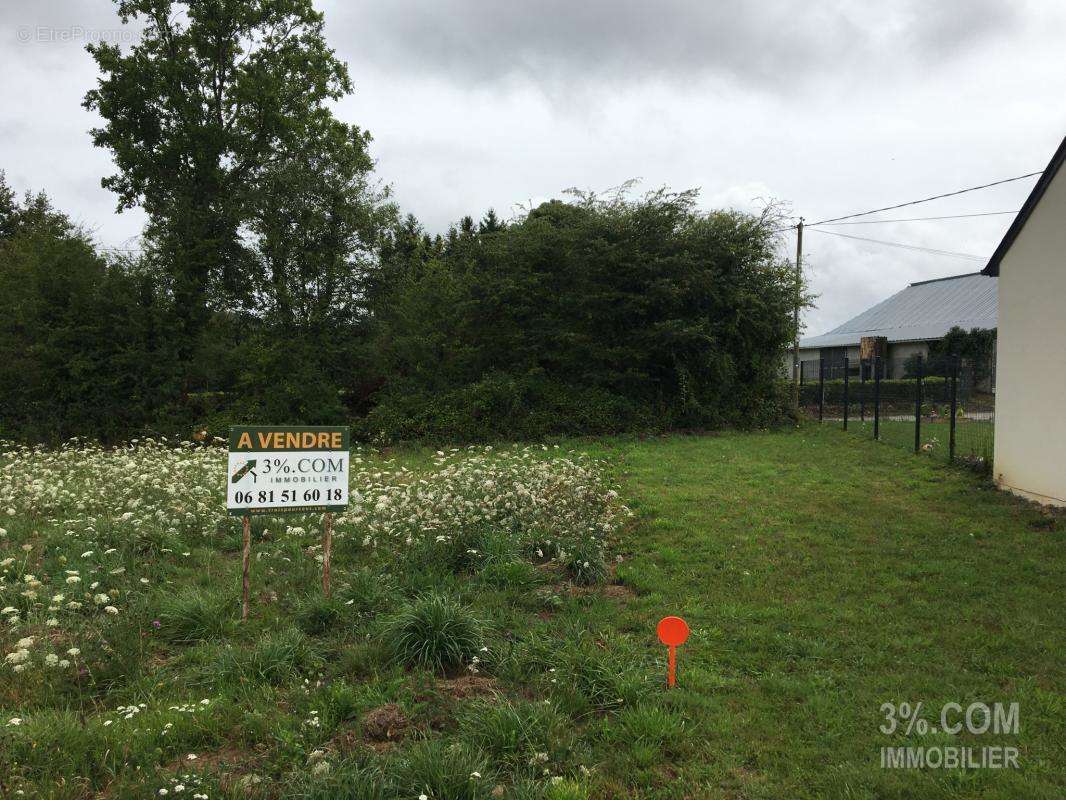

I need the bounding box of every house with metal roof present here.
[793,271,997,379]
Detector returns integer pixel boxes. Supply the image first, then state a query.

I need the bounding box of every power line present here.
[807,171,1042,226]
[809,229,987,262]
[813,210,1019,226]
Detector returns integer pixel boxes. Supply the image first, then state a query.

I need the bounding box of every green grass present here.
[576,425,1063,797]
[2,428,1062,798]
[844,417,994,464]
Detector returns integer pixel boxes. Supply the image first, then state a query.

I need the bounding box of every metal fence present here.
[799,356,994,470]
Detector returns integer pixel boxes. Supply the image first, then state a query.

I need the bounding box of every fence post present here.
[914,355,923,454]
[949,356,959,462]
[860,358,866,422]
[873,356,881,440]
[843,357,850,430]
[818,358,825,422]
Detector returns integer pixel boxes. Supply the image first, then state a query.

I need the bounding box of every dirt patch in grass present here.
[601,583,637,601]
[562,581,636,601]
[362,703,411,741]
[437,674,501,699]
[166,745,249,773]
[1027,507,1062,531]
[329,704,412,756]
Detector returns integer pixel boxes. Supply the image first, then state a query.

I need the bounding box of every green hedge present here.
[799,377,949,406]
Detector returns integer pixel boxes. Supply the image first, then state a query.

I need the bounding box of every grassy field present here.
[1,427,1063,798]
[844,418,994,465]
[582,427,1062,797]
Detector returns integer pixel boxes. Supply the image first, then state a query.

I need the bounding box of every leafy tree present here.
[365,188,797,441]
[904,326,997,385]
[83,0,354,394]
[0,176,180,442]
[236,116,396,421]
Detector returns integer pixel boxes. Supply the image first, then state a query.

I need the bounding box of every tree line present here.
[0,0,799,444]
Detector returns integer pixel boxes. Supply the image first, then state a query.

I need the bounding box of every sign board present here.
[227,426,349,516]
[860,336,888,362]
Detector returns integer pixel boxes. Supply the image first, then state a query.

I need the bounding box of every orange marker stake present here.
[656,616,690,688]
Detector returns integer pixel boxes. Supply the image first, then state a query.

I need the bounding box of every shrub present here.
[392,739,494,800]
[156,587,235,642]
[799,376,948,408]
[381,593,484,673]
[367,193,796,442]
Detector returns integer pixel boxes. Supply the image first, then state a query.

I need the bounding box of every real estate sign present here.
[227,426,350,516]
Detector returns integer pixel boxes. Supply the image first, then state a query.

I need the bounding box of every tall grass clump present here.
[223,627,321,685]
[551,640,647,715]
[560,540,607,586]
[285,763,390,800]
[458,698,574,772]
[156,587,235,642]
[294,593,347,635]
[392,739,494,800]
[381,593,484,673]
[607,704,687,762]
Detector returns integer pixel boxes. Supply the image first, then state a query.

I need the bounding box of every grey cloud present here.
[0,0,1059,335]
[325,0,1016,91]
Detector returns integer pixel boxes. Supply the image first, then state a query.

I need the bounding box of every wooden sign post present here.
[241,514,251,621]
[227,426,350,619]
[322,512,334,597]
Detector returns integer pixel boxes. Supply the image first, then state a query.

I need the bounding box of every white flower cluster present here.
[335,445,630,558]
[0,438,627,680]
[155,771,209,798]
[3,635,77,673]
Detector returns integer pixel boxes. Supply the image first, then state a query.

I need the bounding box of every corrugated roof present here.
[800,272,997,349]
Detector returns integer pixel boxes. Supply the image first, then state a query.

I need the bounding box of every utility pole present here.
[792,218,804,412]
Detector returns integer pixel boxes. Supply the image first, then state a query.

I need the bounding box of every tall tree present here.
[84,0,353,393]
[0,175,180,442]
[236,116,395,421]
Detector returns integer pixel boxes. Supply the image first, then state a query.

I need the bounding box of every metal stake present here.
[818,358,825,422]
[843,357,850,431]
[949,357,959,462]
[914,355,923,454]
[874,357,881,440]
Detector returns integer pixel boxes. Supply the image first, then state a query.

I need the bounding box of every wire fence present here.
[798,356,994,471]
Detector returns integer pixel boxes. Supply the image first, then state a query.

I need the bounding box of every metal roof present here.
[800,272,997,349]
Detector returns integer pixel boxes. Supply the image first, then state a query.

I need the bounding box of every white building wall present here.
[992,164,1066,506]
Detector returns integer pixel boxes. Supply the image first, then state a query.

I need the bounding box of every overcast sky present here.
[2,1,1064,335]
